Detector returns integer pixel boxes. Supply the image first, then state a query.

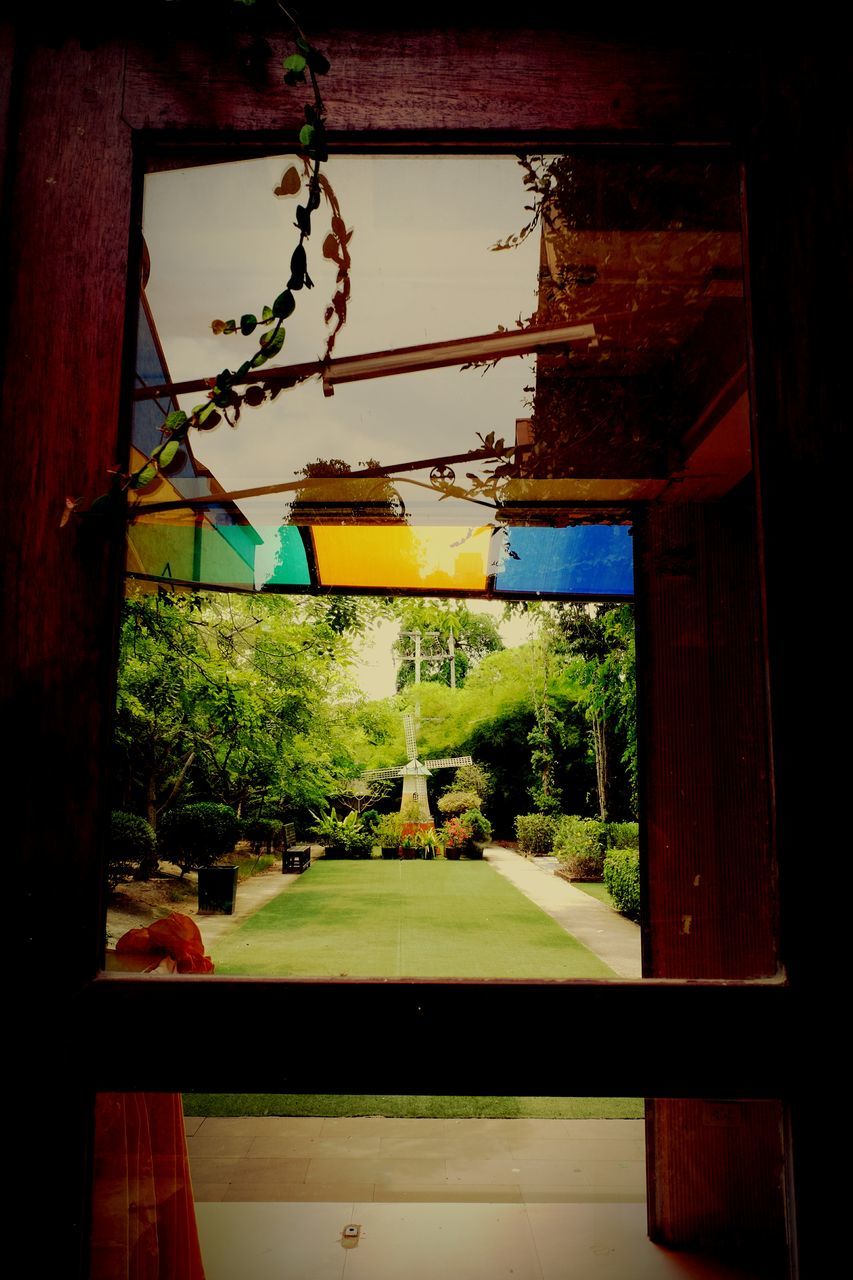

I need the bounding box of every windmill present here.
[357,712,472,822]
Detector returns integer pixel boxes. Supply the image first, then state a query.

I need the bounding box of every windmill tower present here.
[358,712,473,822]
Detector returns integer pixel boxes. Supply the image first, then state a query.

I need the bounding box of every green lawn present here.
[211,859,614,978]
[572,881,615,907]
[184,1093,643,1120]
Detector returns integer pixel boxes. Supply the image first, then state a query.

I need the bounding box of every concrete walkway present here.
[484,846,642,978]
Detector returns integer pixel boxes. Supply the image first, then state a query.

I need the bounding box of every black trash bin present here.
[197,865,239,914]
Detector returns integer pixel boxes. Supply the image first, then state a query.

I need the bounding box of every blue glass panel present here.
[495,525,633,597]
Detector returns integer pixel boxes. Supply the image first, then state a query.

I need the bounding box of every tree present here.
[393,601,503,690]
[112,589,375,844]
[543,602,637,820]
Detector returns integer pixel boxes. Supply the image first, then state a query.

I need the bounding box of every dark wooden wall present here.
[637,497,776,983]
[3,18,844,1278]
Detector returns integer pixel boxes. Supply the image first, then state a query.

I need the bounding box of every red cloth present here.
[90,1093,206,1280]
[115,913,214,974]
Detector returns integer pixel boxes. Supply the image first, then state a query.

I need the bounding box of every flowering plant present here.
[441,817,472,849]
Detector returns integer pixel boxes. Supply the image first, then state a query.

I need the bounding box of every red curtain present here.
[90,1092,206,1280]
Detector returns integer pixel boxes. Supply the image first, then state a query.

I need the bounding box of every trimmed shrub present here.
[515,813,557,855]
[159,802,240,876]
[604,848,641,920]
[108,810,156,888]
[437,790,482,818]
[605,821,640,850]
[463,808,493,843]
[553,815,606,879]
[242,816,284,854]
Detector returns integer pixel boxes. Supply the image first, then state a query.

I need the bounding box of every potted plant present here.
[462,808,492,859]
[440,816,471,860]
[342,823,374,859]
[420,827,438,860]
[376,812,404,859]
[309,805,347,857]
[400,831,418,859]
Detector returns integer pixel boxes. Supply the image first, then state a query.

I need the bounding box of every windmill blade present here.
[359,767,405,782]
[422,755,474,770]
[415,774,431,820]
[403,713,418,760]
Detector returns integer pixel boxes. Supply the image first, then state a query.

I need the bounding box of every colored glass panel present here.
[313,526,491,591]
[495,525,634,597]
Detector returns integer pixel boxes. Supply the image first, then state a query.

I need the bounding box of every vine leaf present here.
[273,166,301,197]
[158,440,180,468]
[272,289,296,319]
[133,463,157,489]
[163,410,187,433]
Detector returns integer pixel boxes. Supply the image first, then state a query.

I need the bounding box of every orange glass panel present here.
[313,526,492,590]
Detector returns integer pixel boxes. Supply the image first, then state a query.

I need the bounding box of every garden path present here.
[483,847,642,978]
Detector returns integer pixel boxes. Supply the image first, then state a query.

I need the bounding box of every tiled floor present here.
[188,1117,763,1278]
[187,1116,647,1204]
[195,1201,763,1280]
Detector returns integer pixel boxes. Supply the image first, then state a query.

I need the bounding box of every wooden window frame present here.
[6,22,840,1277]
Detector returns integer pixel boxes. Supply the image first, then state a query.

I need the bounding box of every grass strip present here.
[572,881,615,907]
[183,1093,644,1119]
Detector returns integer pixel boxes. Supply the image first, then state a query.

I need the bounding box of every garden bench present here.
[281,822,311,874]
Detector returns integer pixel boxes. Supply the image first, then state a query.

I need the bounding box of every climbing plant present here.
[65,1,338,524]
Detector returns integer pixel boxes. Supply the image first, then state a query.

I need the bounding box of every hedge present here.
[603,848,641,920]
[515,813,557,855]
[553,816,606,879]
[605,821,640,850]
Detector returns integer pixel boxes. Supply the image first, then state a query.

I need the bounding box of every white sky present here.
[349,601,538,700]
[143,154,541,584]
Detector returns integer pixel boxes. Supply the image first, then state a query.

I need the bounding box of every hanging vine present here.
[64,2,335,525]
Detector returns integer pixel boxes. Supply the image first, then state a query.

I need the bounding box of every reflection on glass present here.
[128,151,749,596]
[313,525,493,591]
[497,525,634,597]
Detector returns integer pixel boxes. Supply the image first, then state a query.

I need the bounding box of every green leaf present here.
[299,124,315,148]
[283,53,307,74]
[272,289,296,320]
[240,314,257,336]
[133,463,157,488]
[223,319,237,335]
[260,326,285,359]
[261,305,274,323]
[158,440,180,468]
[164,410,187,433]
